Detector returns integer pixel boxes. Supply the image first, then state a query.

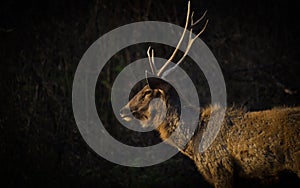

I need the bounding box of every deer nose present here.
[120,105,133,122]
[120,105,131,117]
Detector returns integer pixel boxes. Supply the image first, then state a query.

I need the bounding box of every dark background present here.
[1,0,299,187]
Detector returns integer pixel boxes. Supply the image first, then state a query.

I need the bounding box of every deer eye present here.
[143,90,152,96]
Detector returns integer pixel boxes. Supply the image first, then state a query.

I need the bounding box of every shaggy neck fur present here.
[153,84,231,159]
[155,83,181,141]
[151,81,200,153]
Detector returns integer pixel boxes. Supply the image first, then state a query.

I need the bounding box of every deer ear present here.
[157,89,165,97]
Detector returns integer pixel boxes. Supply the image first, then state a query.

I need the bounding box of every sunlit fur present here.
[120,78,300,188]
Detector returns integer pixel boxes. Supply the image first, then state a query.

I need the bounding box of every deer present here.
[119,1,300,188]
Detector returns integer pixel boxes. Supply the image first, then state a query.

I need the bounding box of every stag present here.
[120,1,300,187]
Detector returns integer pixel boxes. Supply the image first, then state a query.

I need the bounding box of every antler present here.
[147,46,157,75]
[146,1,208,78]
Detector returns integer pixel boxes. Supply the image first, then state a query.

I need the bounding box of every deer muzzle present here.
[120,104,133,122]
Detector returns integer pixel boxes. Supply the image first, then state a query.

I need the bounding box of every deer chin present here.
[121,113,148,122]
[122,116,133,122]
[120,111,133,122]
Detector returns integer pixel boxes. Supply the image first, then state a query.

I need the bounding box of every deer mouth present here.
[120,113,133,122]
[120,106,149,121]
[120,105,133,121]
[120,111,148,122]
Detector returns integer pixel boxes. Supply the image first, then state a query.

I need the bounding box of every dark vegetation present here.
[1,0,299,187]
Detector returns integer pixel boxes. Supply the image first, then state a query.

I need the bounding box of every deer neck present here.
[155,88,182,145]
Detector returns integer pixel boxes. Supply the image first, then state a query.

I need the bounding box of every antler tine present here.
[151,49,157,75]
[157,1,191,77]
[162,14,209,78]
[191,10,207,27]
[147,46,155,74]
[147,46,158,75]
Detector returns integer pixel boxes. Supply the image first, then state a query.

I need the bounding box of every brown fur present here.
[120,78,300,188]
[189,106,300,188]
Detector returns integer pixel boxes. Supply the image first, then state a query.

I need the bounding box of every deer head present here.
[120,77,180,129]
[120,1,207,131]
